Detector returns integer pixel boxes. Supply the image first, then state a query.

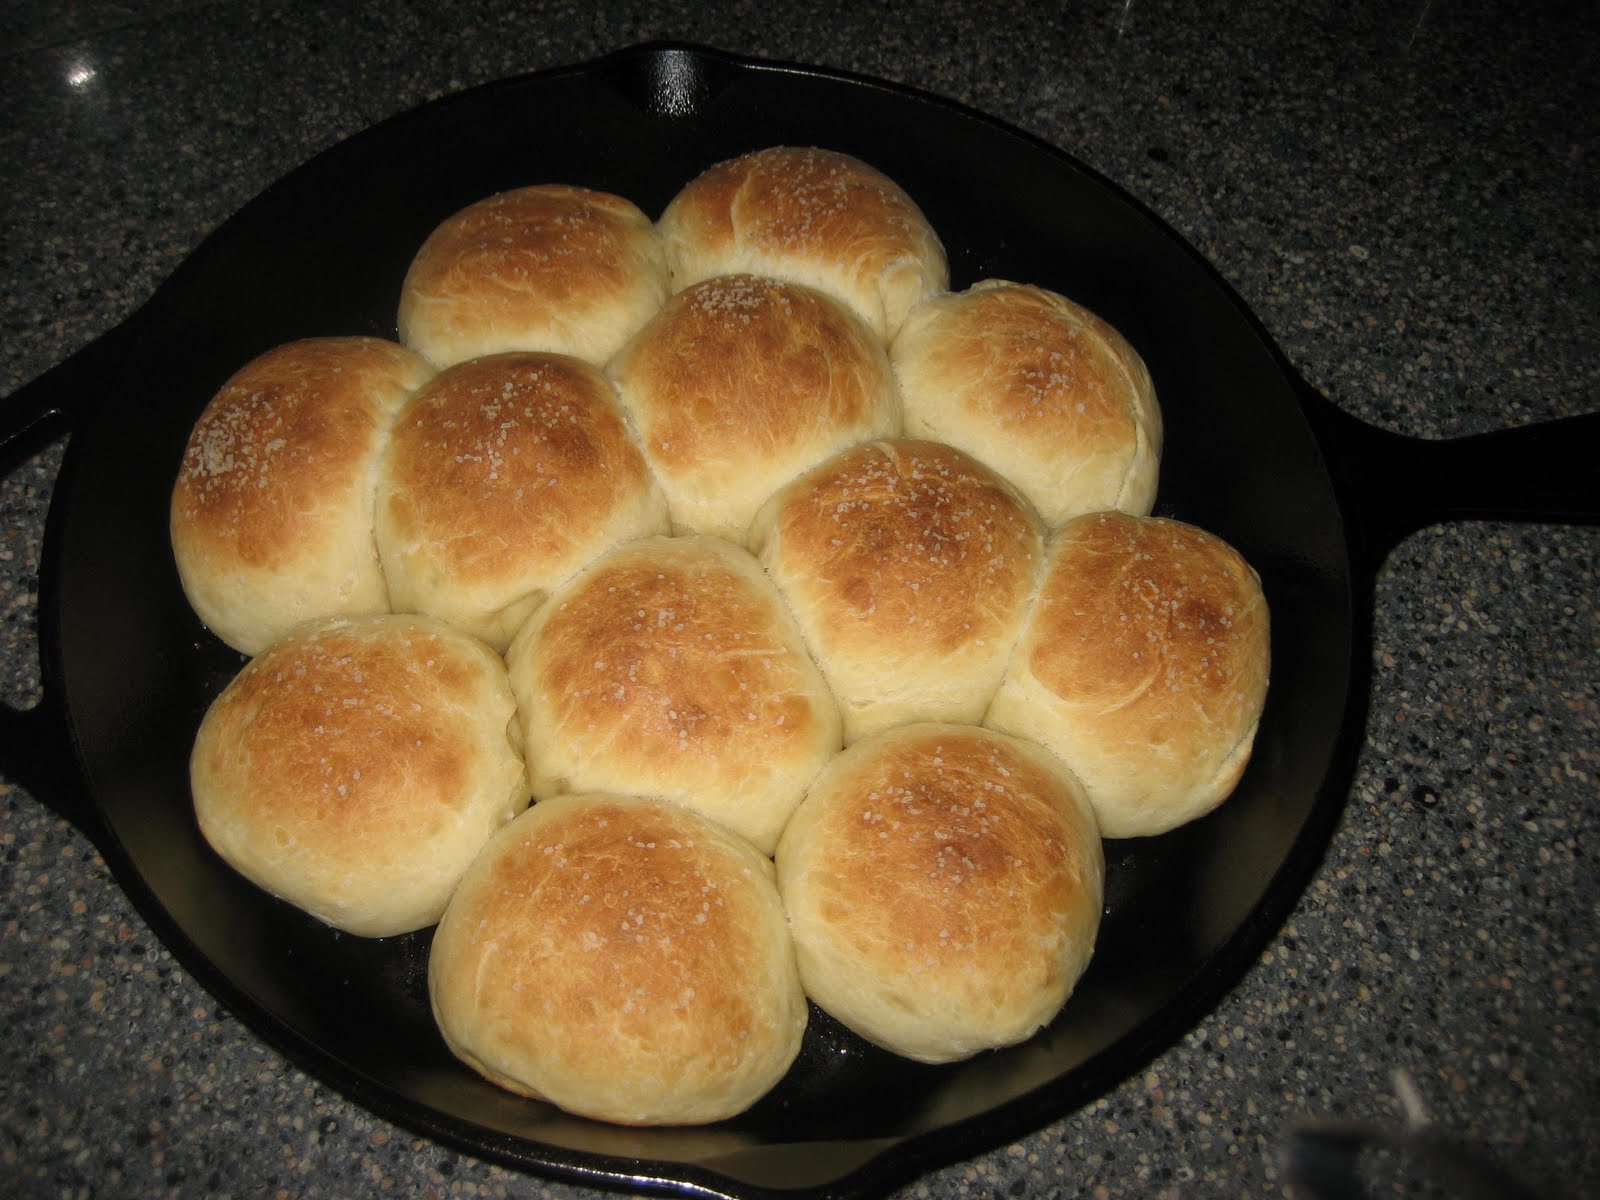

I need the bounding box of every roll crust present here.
[657,146,948,343]
[606,274,900,544]
[985,511,1270,837]
[170,336,434,655]
[775,723,1104,1063]
[398,184,670,368]
[429,793,807,1124]
[374,352,669,651]
[505,535,842,855]
[750,438,1045,743]
[190,614,530,937]
[891,280,1163,525]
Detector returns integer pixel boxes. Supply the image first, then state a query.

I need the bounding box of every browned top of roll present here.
[375,352,666,646]
[428,793,806,1124]
[508,535,840,853]
[172,336,429,573]
[754,439,1043,660]
[606,273,899,540]
[986,510,1270,837]
[774,723,1103,1062]
[190,614,527,936]
[657,146,948,342]
[398,184,669,367]
[787,725,1101,964]
[903,282,1149,442]
[891,280,1162,523]
[1026,512,1267,719]
[526,535,834,756]
[198,620,482,836]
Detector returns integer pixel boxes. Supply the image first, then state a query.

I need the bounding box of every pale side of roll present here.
[749,438,1045,744]
[397,184,670,369]
[170,336,434,655]
[775,722,1104,1064]
[985,511,1270,838]
[890,280,1163,524]
[190,614,530,937]
[656,146,949,343]
[606,273,901,544]
[505,534,842,855]
[374,352,669,651]
[429,792,807,1124]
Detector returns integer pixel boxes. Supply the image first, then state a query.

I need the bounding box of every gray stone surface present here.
[1,2,1595,1197]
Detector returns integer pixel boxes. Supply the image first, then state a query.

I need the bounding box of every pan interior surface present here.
[42,45,1358,1196]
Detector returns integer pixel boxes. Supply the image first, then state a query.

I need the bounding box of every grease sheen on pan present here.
[750,438,1045,744]
[985,511,1270,838]
[606,273,900,544]
[170,336,434,655]
[429,793,807,1125]
[505,534,842,855]
[890,280,1163,525]
[397,184,670,369]
[374,352,669,652]
[775,723,1104,1064]
[657,146,948,343]
[190,614,531,937]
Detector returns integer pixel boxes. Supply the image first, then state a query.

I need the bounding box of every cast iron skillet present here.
[1,42,1595,1200]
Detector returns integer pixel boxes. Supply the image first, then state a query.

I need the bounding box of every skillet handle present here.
[0,317,141,837]
[1295,380,1600,577]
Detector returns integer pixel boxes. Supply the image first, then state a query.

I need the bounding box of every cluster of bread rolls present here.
[173,146,1269,1126]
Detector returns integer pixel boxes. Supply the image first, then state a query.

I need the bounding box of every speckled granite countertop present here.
[2,3,1595,1198]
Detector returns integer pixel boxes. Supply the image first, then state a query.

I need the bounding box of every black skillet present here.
[1,42,1596,1200]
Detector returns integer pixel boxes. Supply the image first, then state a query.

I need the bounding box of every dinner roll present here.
[657,146,948,343]
[374,352,669,651]
[429,792,807,1124]
[775,723,1103,1064]
[749,438,1045,744]
[985,511,1270,838]
[397,184,669,368]
[606,274,900,544]
[190,614,530,937]
[170,336,434,655]
[891,280,1163,524]
[505,534,841,855]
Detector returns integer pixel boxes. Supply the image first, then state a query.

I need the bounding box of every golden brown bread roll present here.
[429,792,807,1124]
[374,352,669,651]
[397,184,669,368]
[656,146,948,343]
[749,438,1045,744]
[775,722,1104,1063]
[985,511,1270,837]
[190,614,530,937]
[606,273,900,544]
[505,534,842,855]
[170,336,434,655]
[890,280,1163,524]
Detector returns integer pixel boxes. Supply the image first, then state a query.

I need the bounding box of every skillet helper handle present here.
[1296,382,1600,575]
[0,317,141,835]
